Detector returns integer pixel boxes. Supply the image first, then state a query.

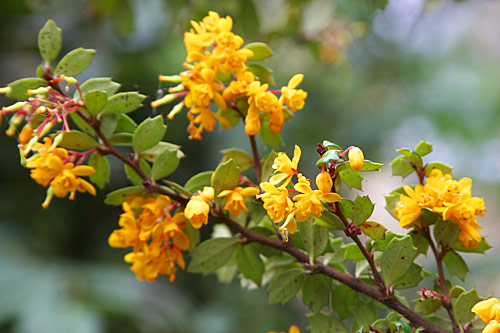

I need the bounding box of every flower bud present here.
[18,125,33,144]
[159,74,182,83]
[0,86,12,95]
[348,147,364,171]
[316,170,333,193]
[151,93,177,109]
[167,101,185,120]
[28,87,50,96]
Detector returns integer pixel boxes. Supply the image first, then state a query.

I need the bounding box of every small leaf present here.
[420,207,440,226]
[211,159,241,195]
[384,186,406,219]
[38,19,62,62]
[302,275,331,314]
[77,77,121,100]
[100,114,117,137]
[58,130,99,150]
[140,142,183,162]
[316,149,340,166]
[314,211,345,230]
[244,42,274,60]
[381,235,418,285]
[69,111,96,136]
[425,161,453,176]
[409,230,429,255]
[84,90,108,116]
[101,92,146,115]
[299,218,328,260]
[415,140,433,156]
[339,199,354,219]
[104,185,145,205]
[248,63,275,85]
[322,140,342,150]
[360,160,384,172]
[124,159,151,186]
[414,297,442,315]
[397,148,423,170]
[115,113,137,133]
[393,263,423,290]
[162,179,192,197]
[259,121,282,151]
[338,169,364,190]
[434,219,460,247]
[108,133,132,145]
[268,268,304,305]
[88,152,110,189]
[331,284,358,320]
[185,171,213,194]
[360,221,387,240]
[391,155,414,178]
[307,312,347,333]
[235,244,264,286]
[6,78,45,101]
[443,251,469,281]
[220,148,253,172]
[54,48,96,77]
[343,243,365,261]
[453,289,481,325]
[132,115,167,153]
[353,195,374,226]
[450,237,491,253]
[151,148,180,180]
[423,315,451,331]
[187,238,239,275]
[261,150,278,182]
[449,286,466,299]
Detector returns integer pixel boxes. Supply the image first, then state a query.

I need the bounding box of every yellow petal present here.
[270,172,289,185]
[319,192,342,203]
[72,165,96,176]
[292,145,301,167]
[288,74,304,89]
[241,187,260,197]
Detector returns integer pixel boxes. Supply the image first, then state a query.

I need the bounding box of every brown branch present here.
[214,208,446,333]
[249,135,262,183]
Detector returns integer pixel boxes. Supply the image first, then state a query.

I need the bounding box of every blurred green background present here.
[1,0,499,332]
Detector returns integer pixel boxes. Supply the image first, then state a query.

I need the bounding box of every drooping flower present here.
[279,74,307,112]
[348,146,364,171]
[185,186,214,228]
[394,185,432,228]
[257,182,294,223]
[218,186,260,216]
[269,145,301,186]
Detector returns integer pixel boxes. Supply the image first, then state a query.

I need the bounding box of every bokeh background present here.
[1,0,499,332]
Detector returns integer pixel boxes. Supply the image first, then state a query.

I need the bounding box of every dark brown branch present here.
[249,135,262,183]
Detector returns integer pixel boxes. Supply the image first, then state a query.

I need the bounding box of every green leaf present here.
[115,113,136,133]
[108,133,132,145]
[425,161,453,176]
[259,122,282,151]
[220,148,253,172]
[307,312,347,333]
[360,160,384,172]
[151,148,180,180]
[235,244,264,286]
[453,289,481,325]
[104,185,145,205]
[299,218,328,260]
[248,63,275,85]
[338,169,364,190]
[244,42,274,60]
[450,237,491,253]
[6,78,45,100]
[124,159,151,186]
[217,107,241,128]
[409,230,429,255]
[384,186,406,219]
[100,114,117,137]
[343,243,365,261]
[314,211,345,230]
[393,263,423,289]
[101,92,146,115]
[140,142,183,162]
[420,207,440,226]
[162,180,192,197]
[187,238,239,275]
[322,140,342,150]
[331,284,358,320]
[414,297,442,315]
[183,222,200,252]
[54,48,96,77]
[132,115,167,153]
[443,251,469,281]
[69,111,96,136]
[38,19,62,62]
[261,151,278,182]
[84,90,108,116]
[391,155,414,178]
[316,149,340,166]
[185,171,213,194]
[268,268,304,305]
[449,286,466,299]
[381,235,418,285]
[211,159,240,195]
[88,152,110,189]
[302,275,331,314]
[339,199,354,219]
[423,315,451,331]
[353,195,374,226]
[58,130,99,150]
[360,221,387,240]
[415,140,433,156]
[434,219,460,247]
[77,77,121,100]
[397,148,424,170]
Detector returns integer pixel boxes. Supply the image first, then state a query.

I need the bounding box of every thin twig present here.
[249,135,262,183]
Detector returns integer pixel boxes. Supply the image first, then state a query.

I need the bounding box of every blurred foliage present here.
[1,0,500,331]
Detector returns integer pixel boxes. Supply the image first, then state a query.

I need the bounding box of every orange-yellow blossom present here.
[394,185,436,228]
[483,321,500,333]
[185,186,214,229]
[257,182,294,223]
[279,74,307,112]
[218,186,260,216]
[472,298,500,323]
[270,145,301,186]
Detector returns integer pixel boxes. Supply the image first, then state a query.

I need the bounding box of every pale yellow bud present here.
[159,74,182,83]
[348,147,364,171]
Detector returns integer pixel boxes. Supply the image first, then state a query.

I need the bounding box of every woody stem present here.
[249,134,262,183]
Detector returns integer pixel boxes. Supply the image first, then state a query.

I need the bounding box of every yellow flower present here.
[185,186,214,229]
[108,201,141,249]
[269,145,301,186]
[483,320,500,333]
[472,298,500,323]
[257,182,294,223]
[218,186,260,216]
[348,147,364,171]
[222,70,255,100]
[279,74,307,112]
[223,48,253,73]
[426,169,472,204]
[268,324,301,333]
[458,221,482,248]
[18,125,33,144]
[293,174,342,222]
[394,185,436,228]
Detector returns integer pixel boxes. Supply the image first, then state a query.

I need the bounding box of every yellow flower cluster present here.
[257,145,341,238]
[152,11,307,140]
[108,195,189,282]
[394,169,486,248]
[184,186,214,228]
[472,298,500,333]
[25,138,96,207]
